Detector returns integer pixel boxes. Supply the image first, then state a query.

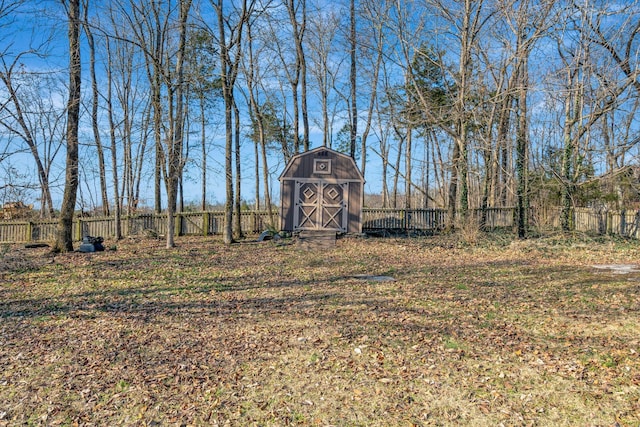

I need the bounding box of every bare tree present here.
[163,0,192,248]
[306,2,340,148]
[82,0,109,216]
[53,0,82,253]
[233,97,242,238]
[113,0,194,247]
[101,2,149,216]
[243,13,265,209]
[266,1,305,154]
[449,0,491,223]
[395,0,494,227]
[184,28,220,212]
[498,0,557,237]
[0,63,64,217]
[0,2,63,218]
[358,0,390,178]
[211,0,254,244]
[118,0,169,215]
[286,0,309,151]
[552,1,637,230]
[349,0,357,159]
[579,0,640,208]
[241,9,278,223]
[104,37,122,240]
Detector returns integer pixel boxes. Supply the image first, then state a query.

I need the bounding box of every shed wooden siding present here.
[280,179,295,231]
[279,147,364,233]
[346,181,362,232]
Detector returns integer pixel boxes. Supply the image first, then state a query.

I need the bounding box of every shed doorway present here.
[293,180,349,232]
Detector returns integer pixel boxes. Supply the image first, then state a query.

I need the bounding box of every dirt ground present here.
[1,234,639,426]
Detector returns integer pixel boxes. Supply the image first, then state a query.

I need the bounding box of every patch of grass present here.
[600,354,618,369]
[444,337,464,351]
[213,282,232,292]
[115,379,130,393]
[0,243,10,259]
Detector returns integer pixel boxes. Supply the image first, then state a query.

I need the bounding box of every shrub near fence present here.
[1,207,639,244]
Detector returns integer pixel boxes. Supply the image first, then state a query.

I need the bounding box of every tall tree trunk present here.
[479,71,503,229]
[455,0,474,223]
[215,0,235,244]
[515,55,529,238]
[349,0,357,159]
[381,156,389,208]
[406,126,412,209]
[561,68,579,232]
[260,137,274,225]
[133,103,150,212]
[215,0,250,244]
[154,128,162,213]
[423,132,431,208]
[113,45,136,215]
[105,39,122,240]
[254,135,260,210]
[391,130,404,209]
[201,96,208,211]
[222,85,234,244]
[494,83,513,207]
[433,131,447,205]
[359,44,381,177]
[165,0,191,249]
[480,140,493,230]
[298,0,309,151]
[234,99,242,238]
[447,140,460,230]
[54,0,81,253]
[459,136,469,216]
[151,23,163,215]
[321,65,329,147]
[285,0,306,152]
[245,22,261,212]
[82,7,109,216]
[291,81,300,153]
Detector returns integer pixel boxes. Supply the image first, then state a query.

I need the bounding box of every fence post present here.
[174,213,181,236]
[26,221,32,242]
[606,211,612,235]
[203,212,209,236]
[75,218,83,241]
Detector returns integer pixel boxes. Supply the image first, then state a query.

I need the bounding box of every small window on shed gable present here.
[314,158,331,174]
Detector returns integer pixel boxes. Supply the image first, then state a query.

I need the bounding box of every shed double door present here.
[293,180,349,232]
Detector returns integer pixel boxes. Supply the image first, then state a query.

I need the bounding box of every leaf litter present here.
[0,235,639,426]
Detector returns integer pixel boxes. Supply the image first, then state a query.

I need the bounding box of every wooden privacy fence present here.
[1,207,639,243]
[0,211,276,244]
[362,208,446,231]
[572,207,640,237]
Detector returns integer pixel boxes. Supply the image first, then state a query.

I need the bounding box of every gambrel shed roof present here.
[279,146,365,182]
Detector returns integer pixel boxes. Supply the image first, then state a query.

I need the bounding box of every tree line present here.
[1,0,639,249]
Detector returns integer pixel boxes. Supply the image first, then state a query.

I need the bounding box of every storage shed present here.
[279,147,365,234]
